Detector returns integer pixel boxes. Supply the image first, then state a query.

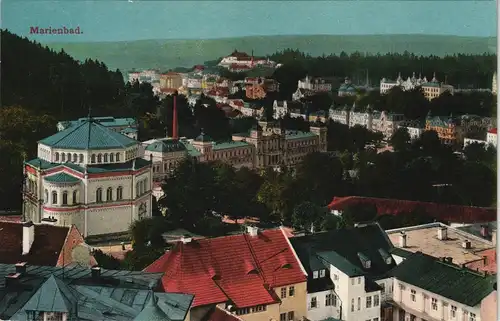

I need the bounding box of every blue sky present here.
[1,1,497,42]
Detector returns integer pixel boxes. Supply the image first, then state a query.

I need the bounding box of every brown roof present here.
[0,221,70,266]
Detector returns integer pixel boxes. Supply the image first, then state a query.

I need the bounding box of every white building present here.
[273,100,288,119]
[297,75,333,92]
[380,73,454,100]
[492,72,497,95]
[22,117,153,239]
[290,223,394,321]
[128,69,161,84]
[217,50,276,69]
[486,128,497,147]
[397,120,425,141]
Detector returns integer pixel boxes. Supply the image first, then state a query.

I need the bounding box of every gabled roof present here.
[44,172,81,183]
[144,228,306,308]
[290,224,395,280]
[488,128,497,134]
[0,222,70,266]
[328,196,496,224]
[23,275,77,313]
[390,252,495,307]
[40,118,138,150]
[145,139,187,153]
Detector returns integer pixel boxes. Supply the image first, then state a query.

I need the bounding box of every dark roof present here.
[389,247,413,258]
[145,139,187,153]
[0,222,69,266]
[195,132,213,142]
[26,158,151,175]
[290,223,396,285]
[390,252,496,307]
[0,263,193,321]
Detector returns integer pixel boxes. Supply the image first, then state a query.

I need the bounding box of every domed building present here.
[23,117,153,239]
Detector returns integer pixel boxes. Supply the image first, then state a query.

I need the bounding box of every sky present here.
[1,1,497,43]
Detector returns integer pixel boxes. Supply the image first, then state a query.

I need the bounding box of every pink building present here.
[480,287,497,321]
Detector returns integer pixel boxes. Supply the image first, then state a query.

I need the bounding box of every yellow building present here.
[144,227,308,321]
[421,73,454,100]
[160,72,183,90]
[425,113,464,146]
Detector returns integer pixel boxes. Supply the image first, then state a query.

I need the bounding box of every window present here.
[351,299,354,312]
[281,287,287,298]
[410,289,416,301]
[380,283,385,294]
[52,191,58,204]
[110,153,114,162]
[334,274,339,281]
[287,311,294,321]
[62,191,68,205]
[44,189,48,204]
[319,269,326,277]
[104,154,108,162]
[72,191,78,204]
[431,298,438,310]
[61,153,66,162]
[451,305,457,318]
[357,297,361,310]
[236,308,250,316]
[116,153,120,161]
[45,312,64,321]
[97,154,102,163]
[55,153,60,161]
[73,153,77,162]
[289,286,295,297]
[117,186,123,200]
[374,294,379,306]
[138,202,147,219]
[358,277,361,284]
[468,313,476,321]
[351,278,355,285]
[250,305,267,313]
[410,315,416,321]
[280,313,286,321]
[106,187,113,201]
[96,188,103,203]
[313,271,319,279]
[310,297,317,309]
[91,154,96,163]
[366,296,372,308]
[79,154,84,163]
[325,293,336,306]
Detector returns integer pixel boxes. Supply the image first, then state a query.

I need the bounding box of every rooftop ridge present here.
[44,119,91,147]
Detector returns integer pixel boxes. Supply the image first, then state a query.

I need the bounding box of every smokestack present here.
[172,94,178,140]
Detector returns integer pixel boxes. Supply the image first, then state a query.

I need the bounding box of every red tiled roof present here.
[0,222,70,266]
[229,99,244,107]
[488,128,497,134]
[206,306,243,321]
[327,196,496,224]
[465,249,497,274]
[144,228,306,308]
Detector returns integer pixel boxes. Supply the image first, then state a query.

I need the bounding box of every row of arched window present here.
[53,152,122,164]
[45,189,79,206]
[26,179,38,196]
[135,179,148,197]
[96,186,124,203]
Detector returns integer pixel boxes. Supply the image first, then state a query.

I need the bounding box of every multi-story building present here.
[486,128,497,147]
[290,223,395,321]
[0,262,194,321]
[297,75,333,92]
[372,111,405,139]
[425,113,464,146]
[338,78,358,97]
[380,73,454,100]
[218,50,276,69]
[57,116,138,140]
[390,251,495,321]
[160,71,183,90]
[144,226,308,321]
[397,120,425,141]
[23,116,153,239]
[128,69,161,84]
[492,72,497,95]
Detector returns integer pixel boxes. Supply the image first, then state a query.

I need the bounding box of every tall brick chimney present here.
[172,94,178,139]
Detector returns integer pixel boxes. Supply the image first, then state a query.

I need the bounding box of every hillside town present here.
[1,26,498,321]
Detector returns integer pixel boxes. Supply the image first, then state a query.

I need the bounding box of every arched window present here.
[52,191,58,205]
[97,154,102,163]
[67,153,71,162]
[91,154,96,164]
[110,153,114,162]
[44,189,48,204]
[73,190,78,204]
[116,153,120,161]
[96,188,103,203]
[144,178,148,191]
[138,202,147,220]
[135,183,139,197]
[61,153,66,162]
[117,186,123,200]
[140,181,144,195]
[106,187,113,201]
[62,191,68,205]
[73,153,77,162]
[104,153,108,162]
[79,154,84,163]
[55,153,60,162]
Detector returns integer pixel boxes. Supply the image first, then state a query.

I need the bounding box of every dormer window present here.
[357,252,371,269]
[378,248,393,264]
[313,271,319,279]
[319,269,326,278]
[45,312,66,321]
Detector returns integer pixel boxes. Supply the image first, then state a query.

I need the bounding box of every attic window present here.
[378,248,392,265]
[357,252,371,269]
[319,269,326,277]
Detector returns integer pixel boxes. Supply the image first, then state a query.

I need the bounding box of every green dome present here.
[195,131,213,142]
[134,292,170,321]
[145,139,187,153]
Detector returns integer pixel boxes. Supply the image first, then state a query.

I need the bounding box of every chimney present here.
[4,273,21,287]
[172,95,178,140]
[91,266,101,279]
[180,235,192,244]
[437,226,448,240]
[399,231,407,248]
[480,225,490,237]
[462,240,471,249]
[22,221,35,255]
[246,225,259,237]
[492,229,496,245]
[15,262,27,275]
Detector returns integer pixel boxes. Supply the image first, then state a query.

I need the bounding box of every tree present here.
[291,201,326,231]
[418,130,442,155]
[342,203,378,225]
[193,95,231,141]
[390,127,411,151]
[350,125,372,151]
[92,249,122,270]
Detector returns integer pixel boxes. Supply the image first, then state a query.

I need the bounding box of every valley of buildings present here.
[1,50,497,321]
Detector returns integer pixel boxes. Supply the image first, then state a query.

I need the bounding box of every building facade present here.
[492,72,497,95]
[425,114,464,146]
[160,72,183,90]
[23,117,153,239]
[486,128,497,147]
[380,73,454,100]
[57,117,138,140]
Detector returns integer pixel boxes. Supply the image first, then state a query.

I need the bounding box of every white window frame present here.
[313,271,319,279]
